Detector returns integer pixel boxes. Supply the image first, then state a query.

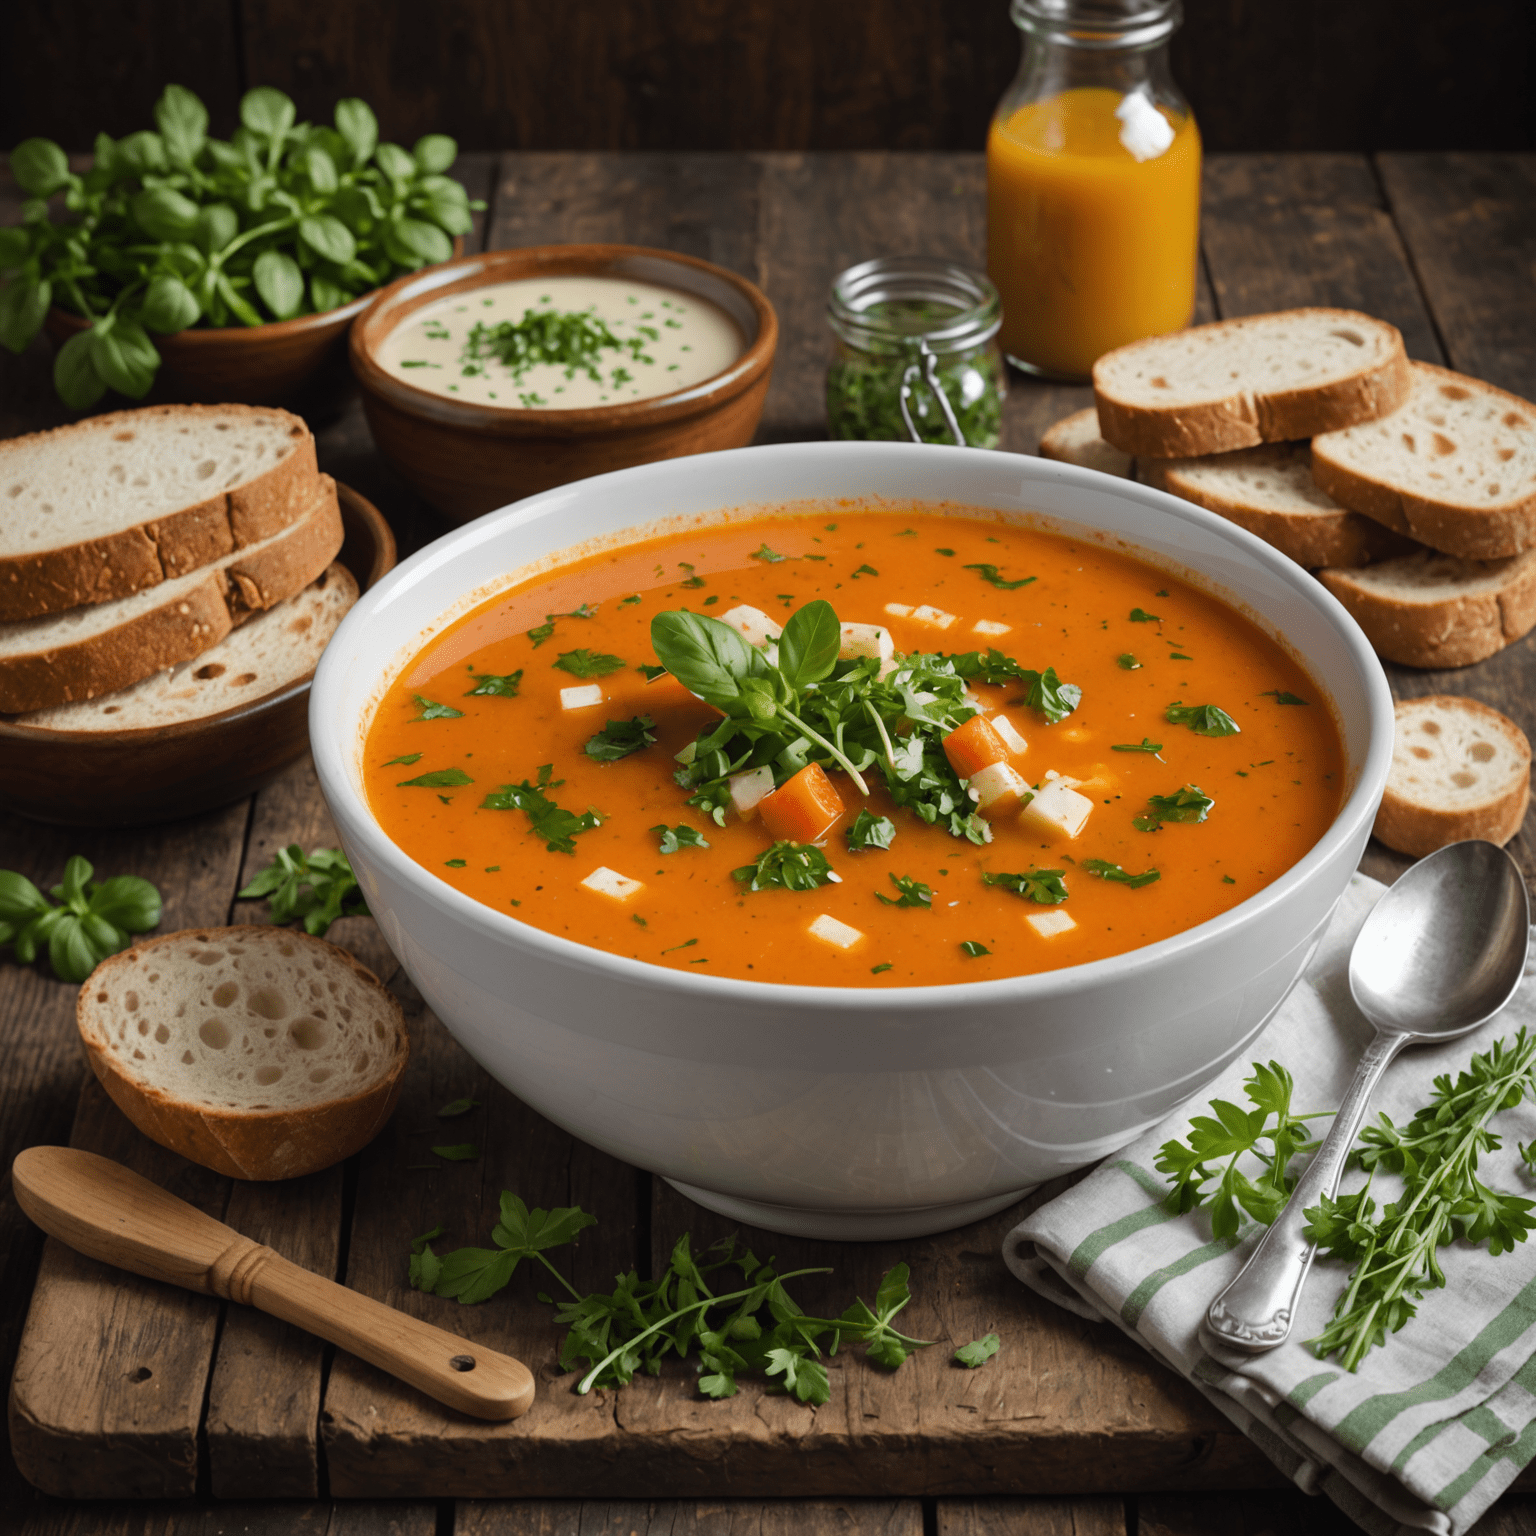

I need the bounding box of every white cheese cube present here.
[580,867,644,901]
[560,684,603,710]
[807,913,864,950]
[1018,777,1094,840]
[720,604,782,649]
[992,714,1029,755]
[911,605,957,630]
[883,602,913,618]
[839,622,894,668]
[967,761,1030,814]
[972,618,1012,637]
[728,764,776,818]
[1027,909,1077,939]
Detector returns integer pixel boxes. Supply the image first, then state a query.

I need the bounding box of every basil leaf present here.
[298,213,357,265]
[240,86,297,141]
[0,871,50,926]
[90,315,159,398]
[954,1333,1001,1368]
[88,875,163,932]
[585,716,657,763]
[194,203,239,255]
[411,694,464,720]
[11,138,70,197]
[0,228,31,271]
[154,84,208,165]
[334,98,379,164]
[1135,784,1215,832]
[1165,701,1240,737]
[845,810,896,852]
[777,598,840,690]
[960,941,991,957]
[464,669,522,697]
[399,768,474,788]
[651,610,765,713]
[301,145,339,195]
[875,874,932,909]
[387,217,453,267]
[57,856,93,912]
[140,274,200,334]
[0,276,51,355]
[1262,689,1310,706]
[49,916,102,985]
[413,134,458,174]
[115,130,168,176]
[375,142,417,183]
[132,186,201,241]
[553,649,625,679]
[253,249,306,320]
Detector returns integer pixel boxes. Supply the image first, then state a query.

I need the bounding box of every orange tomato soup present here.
[364,510,1343,988]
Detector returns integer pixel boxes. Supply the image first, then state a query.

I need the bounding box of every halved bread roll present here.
[79,926,408,1181]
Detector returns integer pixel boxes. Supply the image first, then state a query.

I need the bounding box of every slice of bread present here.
[0,477,342,714]
[78,926,408,1181]
[1373,696,1531,857]
[1310,362,1536,560]
[13,563,359,732]
[1317,545,1536,669]
[1143,441,1419,570]
[1038,407,1135,479]
[1093,309,1410,459]
[0,405,319,622]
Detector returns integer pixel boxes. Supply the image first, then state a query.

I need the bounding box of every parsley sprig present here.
[0,857,162,982]
[238,845,368,936]
[984,868,1069,904]
[734,841,835,892]
[1135,785,1214,831]
[481,765,604,854]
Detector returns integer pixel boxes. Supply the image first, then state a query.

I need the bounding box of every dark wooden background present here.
[4,0,1532,156]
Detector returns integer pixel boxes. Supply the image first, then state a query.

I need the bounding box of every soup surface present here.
[375,275,743,408]
[364,510,1344,987]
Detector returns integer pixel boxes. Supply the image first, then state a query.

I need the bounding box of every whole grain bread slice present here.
[1373,696,1530,857]
[1317,544,1536,669]
[0,404,318,622]
[1093,309,1410,458]
[0,476,342,714]
[78,925,408,1180]
[13,563,358,732]
[1310,362,1536,559]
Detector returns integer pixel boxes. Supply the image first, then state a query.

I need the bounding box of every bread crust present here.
[0,479,342,713]
[1092,309,1411,459]
[1318,547,1536,669]
[0,405,318,622]
[77,926,409,1181]
[1373,697,1531,857]
[1310,363,1536,560]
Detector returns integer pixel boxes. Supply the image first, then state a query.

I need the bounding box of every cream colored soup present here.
[376,275,744,408]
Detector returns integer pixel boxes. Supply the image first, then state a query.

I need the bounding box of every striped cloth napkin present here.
[1004,872,1536,1536]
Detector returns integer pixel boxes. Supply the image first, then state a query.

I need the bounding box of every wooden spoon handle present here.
[12,1145,534,1422]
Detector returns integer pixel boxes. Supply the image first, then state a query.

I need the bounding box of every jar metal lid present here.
[1010,0,1181,50]
[827,257,1002,359]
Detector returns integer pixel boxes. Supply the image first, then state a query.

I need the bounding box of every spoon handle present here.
[1205,1028,1405,1353]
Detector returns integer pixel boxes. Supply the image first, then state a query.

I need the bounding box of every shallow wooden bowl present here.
[0,482,395,829]
[349,244,779,524]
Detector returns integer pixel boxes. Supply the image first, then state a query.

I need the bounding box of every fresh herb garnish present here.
[749,543,788,563]
[432,1143,480,1162]
[465,669,523,698]
[528,604,600,649]
[0,857,162,983]
[846,810,897,852]
[1129,608,1161,623]
[1262,690,1310,706]
[1112,738,1163,753]
[411,694,464,721]
[637,664,668,681]
[871,962,894,974]
[437,1098,479,1118]
[238,845,368,936]
[460,308,653,385]
[954,1333,1001,1368]
[1165,701,1240,737]
[554,649,626,679]
[1134,785,1215,831]
[584,715,656,762]
[481,765,604,854]
[0,85,480,408]
[1116,654,1142,670]
[733,842,836,892]
[1081,858,1160,889]
[398,767,474,788]
[963,564,1036,590]
[651,823,710,854]
[960,941,991,957]
[945,651,1081,724]
[875,874,933,909]
[384,752,422,766]
[983,868,1069,904]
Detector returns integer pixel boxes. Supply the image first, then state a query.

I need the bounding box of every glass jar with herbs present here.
[825,258,1007,448]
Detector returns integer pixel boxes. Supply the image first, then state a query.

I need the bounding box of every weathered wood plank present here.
[938,1497,1127,1536]
[1138,1491,1365,1534]
[458,1499,925,1536]
[16,1502,436,1536]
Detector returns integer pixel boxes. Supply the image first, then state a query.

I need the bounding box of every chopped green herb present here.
[1262,689,1310,706]
[750,543,788,563]
[482,765,605,854]
[960,941,991,957]
[411,694,464,721]
[399,767,474,788]
[935,548,955,557]
[651,823,710,854]
[465,669,523,698]
[983,868,1069,904]
[1112,738,1163,753]
[1129,608,1161,623]
[871,962,894,974]
[954,1333,1001,1368]
[554,649,626,679]
[384,752,423,766]
[662,937,699,954]
[1170,652,1193,661]
[846,810,897,852]
[584,715,657,762]
[632,914,648,926]
[1116,654,1142,671]
[875,874,933,909]
[1165,701,1240,737]
[620,593,643,606]
[637,664,668,681]
[1221,875,1236,883]
[1081,858,1160,889]
[437,1098,479,1118]
[1134,784,1215,832]
[852,564,879,578]
[444,859,467,868]
[963,564,1036,590]
[733,841,836,892]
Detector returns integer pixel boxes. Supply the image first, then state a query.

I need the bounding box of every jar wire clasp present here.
[898,341,967,448]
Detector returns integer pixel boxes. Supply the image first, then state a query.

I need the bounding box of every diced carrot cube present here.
[943,715,1009,778]
[758,761,845,843]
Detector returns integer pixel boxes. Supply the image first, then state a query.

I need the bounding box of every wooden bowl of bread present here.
[0,404,395,827]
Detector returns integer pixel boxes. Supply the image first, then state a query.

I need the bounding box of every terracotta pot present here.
[348,244,778,524]
[0,482,395,828]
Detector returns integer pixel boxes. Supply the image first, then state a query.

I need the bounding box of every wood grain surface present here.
[2,149,1535,1535]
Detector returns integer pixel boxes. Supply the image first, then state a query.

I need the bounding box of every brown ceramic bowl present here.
[43,241,461,426]
[349,244,778,524]
[0,482,395,828]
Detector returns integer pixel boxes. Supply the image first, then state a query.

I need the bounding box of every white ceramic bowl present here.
[311,441,1394,1240]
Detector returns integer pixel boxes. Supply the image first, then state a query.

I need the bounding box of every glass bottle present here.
[987,0,1201,382]
[825,257,1007,449]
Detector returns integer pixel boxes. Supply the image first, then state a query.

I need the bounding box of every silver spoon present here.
[1205,840,1531,1354]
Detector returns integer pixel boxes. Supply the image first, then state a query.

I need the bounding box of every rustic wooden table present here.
[2,150,1534,1536]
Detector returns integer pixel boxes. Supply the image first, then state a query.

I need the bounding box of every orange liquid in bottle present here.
[987,86,1201,380]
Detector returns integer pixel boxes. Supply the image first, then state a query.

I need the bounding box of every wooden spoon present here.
[12,1145,535,1421]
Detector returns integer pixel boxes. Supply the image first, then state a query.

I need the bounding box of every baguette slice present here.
[0,476,342,714]
[0,405,319,622]
[1093,309,1410,459]
[1373,696,1531,857]
[13,563,358,732]
[1038,407,1135,479]
[79,926,408,1181]
[1143,441,1419,570]
[1310,362,1536,559]
[1317,545,1536,669]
